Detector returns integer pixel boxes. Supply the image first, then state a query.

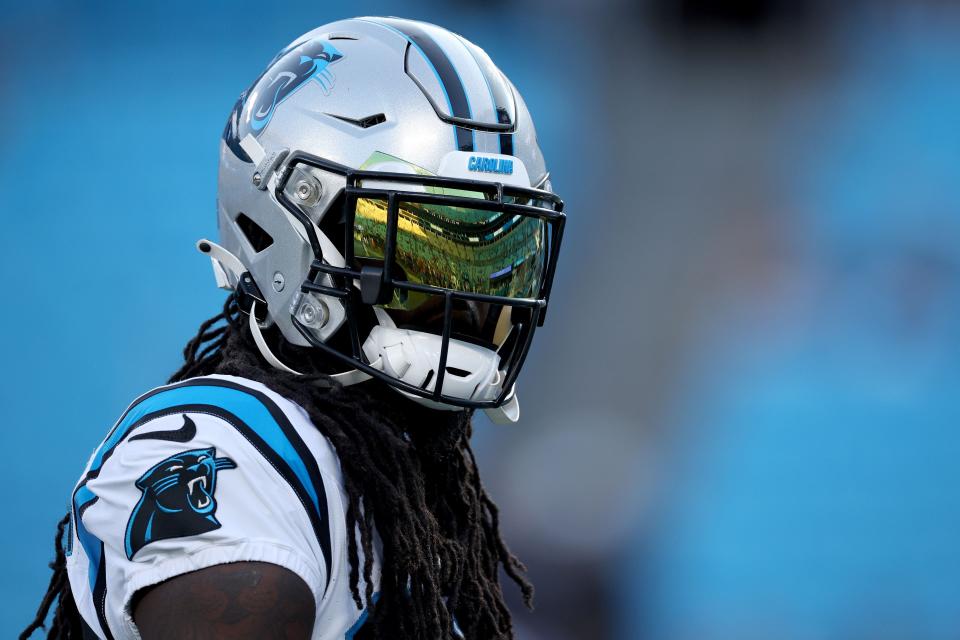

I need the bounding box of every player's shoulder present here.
[71,372,346,581]
[83,373,345,512]
[68,374,351,638]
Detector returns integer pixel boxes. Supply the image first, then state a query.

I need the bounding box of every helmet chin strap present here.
[484,388,520,425]
[247,301,373,386]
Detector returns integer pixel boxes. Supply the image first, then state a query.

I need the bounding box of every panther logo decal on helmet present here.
[250,39,344,133]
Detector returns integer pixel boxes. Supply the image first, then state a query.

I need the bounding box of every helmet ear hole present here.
[236,213,274,252]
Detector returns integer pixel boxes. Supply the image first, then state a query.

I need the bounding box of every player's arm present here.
[133,561,315,640]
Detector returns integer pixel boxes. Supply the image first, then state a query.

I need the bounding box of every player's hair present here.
[20,513,81,639]
[24,294,532,639]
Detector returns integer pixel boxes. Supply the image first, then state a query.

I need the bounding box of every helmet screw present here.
[272,272,285,292]
[295,180,315,201]
[297,299,329,328]
[252,172,262,187]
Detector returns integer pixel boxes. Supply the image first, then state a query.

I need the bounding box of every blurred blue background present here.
[3,1,960,638]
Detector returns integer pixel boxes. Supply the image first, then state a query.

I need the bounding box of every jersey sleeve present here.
[67,391,334,639]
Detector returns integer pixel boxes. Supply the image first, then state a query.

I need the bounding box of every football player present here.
[23,16,565,640]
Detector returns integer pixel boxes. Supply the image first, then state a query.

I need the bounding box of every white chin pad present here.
[362,326,503,403]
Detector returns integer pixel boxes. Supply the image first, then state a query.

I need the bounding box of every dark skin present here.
[133,562,315,639]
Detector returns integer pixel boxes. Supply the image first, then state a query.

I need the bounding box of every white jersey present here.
[65,374,379,639]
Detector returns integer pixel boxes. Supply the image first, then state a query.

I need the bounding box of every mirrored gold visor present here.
[353,197,546,311]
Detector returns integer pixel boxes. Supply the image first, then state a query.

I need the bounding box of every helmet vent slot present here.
[445,366,471,378]
[236,213,274,253]
[327,112,387,129]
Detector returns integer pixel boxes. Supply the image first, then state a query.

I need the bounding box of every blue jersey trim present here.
[73,485,100,590]
[345,592,380,638]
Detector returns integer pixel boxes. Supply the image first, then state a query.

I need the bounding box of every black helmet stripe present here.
[499,130,514,156]
[451,31,516,157]
[374,18,475,151]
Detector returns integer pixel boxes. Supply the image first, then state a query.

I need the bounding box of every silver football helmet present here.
[204,17,565,423]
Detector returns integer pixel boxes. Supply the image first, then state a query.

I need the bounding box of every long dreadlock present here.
[24,294,533,639]
[19,514,81,640]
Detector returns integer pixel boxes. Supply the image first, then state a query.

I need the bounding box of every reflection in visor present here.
[353,197,546,310]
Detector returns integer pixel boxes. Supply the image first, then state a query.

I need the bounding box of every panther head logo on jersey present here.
[124,446,237,559]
